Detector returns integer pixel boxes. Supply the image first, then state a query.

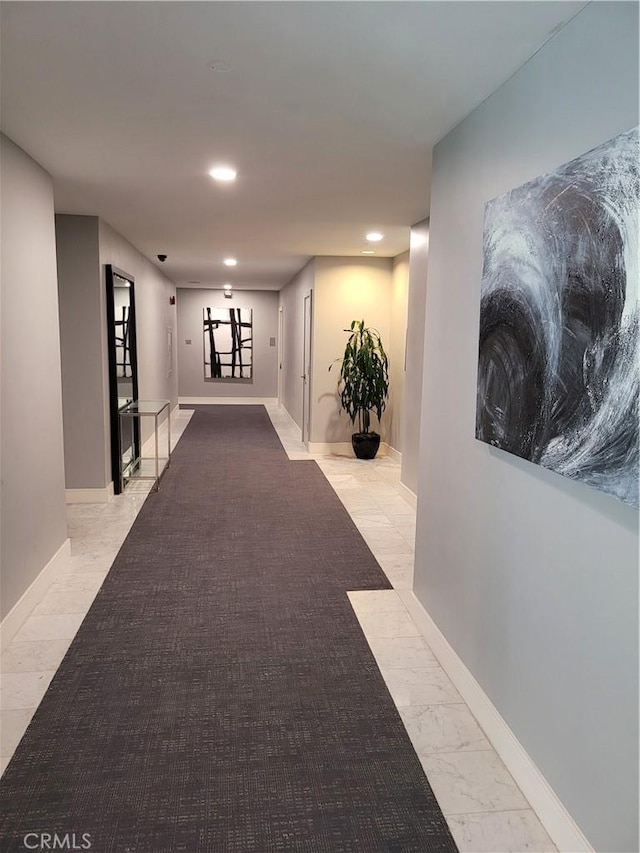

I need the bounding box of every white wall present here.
[1,135,67,619]
[415,5,638,851]
[279,260,315,429]
[312,257,393,444]
[401,220,429,495]
[388,251,409,453]
[177,289,278,399]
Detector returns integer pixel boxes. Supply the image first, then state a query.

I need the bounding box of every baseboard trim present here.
[1,538,72,652]
[397,480,417,509]
[307,441,352,456]
[381,443,401,462]
[306,441,403,461]
[65,483,114,504]
[179,396,278,406]
[398,590,593,853]
[271,404,301,433]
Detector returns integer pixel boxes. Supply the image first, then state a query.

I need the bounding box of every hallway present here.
[1,405,553,852]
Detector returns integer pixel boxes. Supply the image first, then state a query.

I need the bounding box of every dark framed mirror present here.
[106,265,140,494]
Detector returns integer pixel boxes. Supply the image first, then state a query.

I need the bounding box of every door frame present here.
[277,306,284,405]
[302,290,313,445]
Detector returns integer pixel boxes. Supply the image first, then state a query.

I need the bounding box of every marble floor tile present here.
[394,520,417,538]
[66,519,101,538]
[31,589,98,616]
[360,482,402,498]
[347,590,405,613]
[419,749,529,815]
[365,539,414,558]
[1,707,36,756]
[1,639,72,673]
[362,529,411,548]
[367,636,439,669]
[446,809,556,852]
[325,474,360,488]
[65,504,108,521]
[376,553,415,573]
[70,535,125,557]
[384,568,414,590]
[12,614,85,644]
[399,704,492,754]
[335,494,376,512]
[49,571,108,594]
[61,553,115,574]
[356,610,421,639]
[0,671,56,710]
[373,496,417,517]
[351,513,395,530]
[380,667,462,707]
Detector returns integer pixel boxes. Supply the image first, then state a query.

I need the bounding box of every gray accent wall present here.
[56,216,178,489]
[99,220,178,449]
[401,220,429,495]
[414,5,638,851]
[56,216,107,489]
[279,260,315,429]
[1,135,67,619]
[177,288,278,399]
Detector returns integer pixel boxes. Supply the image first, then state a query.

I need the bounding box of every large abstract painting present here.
[203,307,253,380]
[476,127,639,508]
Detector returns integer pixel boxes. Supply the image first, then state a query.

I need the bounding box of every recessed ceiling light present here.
[361,250,376,255]
[223,258,237,267]
[365,232,384,242]
[209,166,237,182]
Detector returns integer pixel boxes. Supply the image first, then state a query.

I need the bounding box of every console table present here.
[119,400,171,491]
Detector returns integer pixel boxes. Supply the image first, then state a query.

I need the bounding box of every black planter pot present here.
[352,432,381,460]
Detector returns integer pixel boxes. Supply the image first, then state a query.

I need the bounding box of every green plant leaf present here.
[330,318,390,434]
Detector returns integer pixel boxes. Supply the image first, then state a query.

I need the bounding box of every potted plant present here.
[330,319,389,459]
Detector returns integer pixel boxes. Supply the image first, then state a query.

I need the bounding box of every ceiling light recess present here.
[365,231,384,242]
[223,258,237,267]
[209,166,237,182]
[361,250,376,255]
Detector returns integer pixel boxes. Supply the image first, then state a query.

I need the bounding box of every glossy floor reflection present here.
[1,404,556,852]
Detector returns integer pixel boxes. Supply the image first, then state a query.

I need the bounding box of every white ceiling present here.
[0,1,585,290]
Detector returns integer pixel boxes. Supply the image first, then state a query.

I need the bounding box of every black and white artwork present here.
[203,307,253,380]
[113,287,132,379]
[476,127,639,508]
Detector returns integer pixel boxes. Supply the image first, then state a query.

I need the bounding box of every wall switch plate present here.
[269,337,276,347]
[185,339,192,345]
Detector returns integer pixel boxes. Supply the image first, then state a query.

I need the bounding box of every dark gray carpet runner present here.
[0,406,457,852]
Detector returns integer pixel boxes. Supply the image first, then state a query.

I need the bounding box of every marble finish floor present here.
[1,404,556,852]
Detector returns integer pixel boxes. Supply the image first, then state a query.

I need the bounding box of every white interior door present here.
[302,291,313,444]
